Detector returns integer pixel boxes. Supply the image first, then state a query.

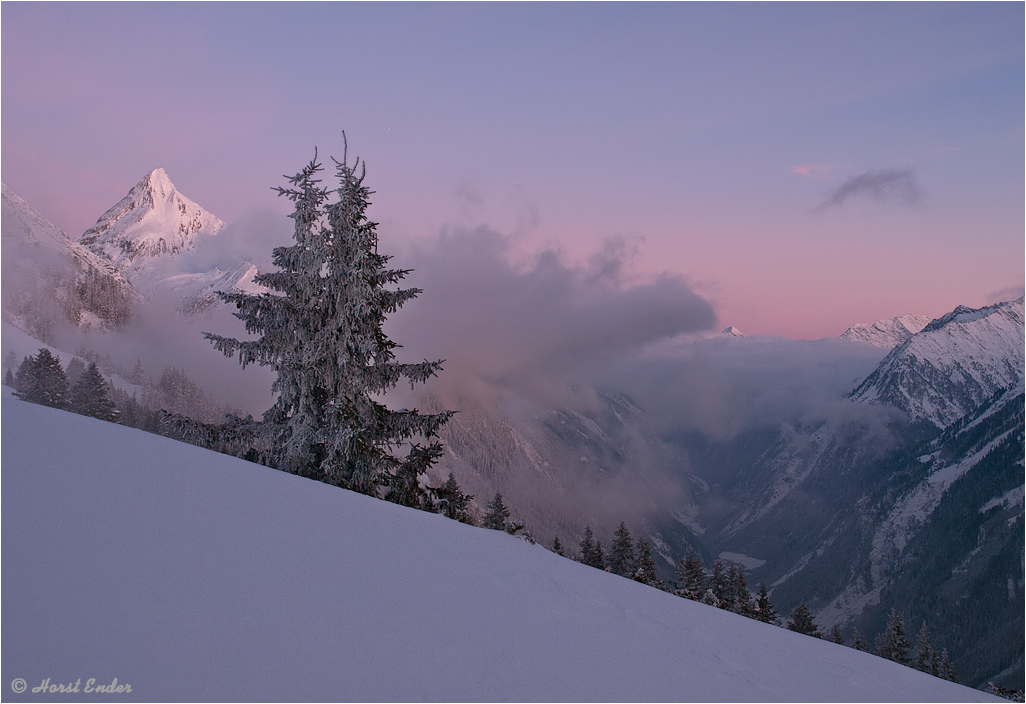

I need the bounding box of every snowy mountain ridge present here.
[78,168,225,276]
[851,297,1025,428]
[1,183,136,330]
[840,313,933,349]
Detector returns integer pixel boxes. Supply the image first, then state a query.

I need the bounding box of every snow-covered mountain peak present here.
[851,297,1025,427]
[78,169,225,273]
[840,313,933,348]
[722,326,745,337]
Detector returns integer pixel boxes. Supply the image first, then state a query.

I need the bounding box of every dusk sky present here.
[2,2,1023,339]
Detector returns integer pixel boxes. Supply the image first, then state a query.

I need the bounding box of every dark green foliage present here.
[676,550,707,601]
[609,522,635,577]
[754,584,777,624]
[633,539,657,585]
[579,526,605,569]
[15,348,68,409]
[69,362,119,422]
[483,492,510,531]
[552,535,564,556]
[876,610,912,666]
[434,472,475,525]
[732,564,753,616]
[786,602,821,638]
[853,628,870,652]
[829,624,844,645]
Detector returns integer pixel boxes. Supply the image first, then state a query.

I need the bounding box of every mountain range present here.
[1,174,1022,691]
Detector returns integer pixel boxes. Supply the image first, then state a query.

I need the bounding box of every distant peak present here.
[722,326,745,337]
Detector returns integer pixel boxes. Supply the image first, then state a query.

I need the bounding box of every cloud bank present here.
[823,168,921,208]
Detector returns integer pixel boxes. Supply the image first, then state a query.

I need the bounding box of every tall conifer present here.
[204,142,452,499]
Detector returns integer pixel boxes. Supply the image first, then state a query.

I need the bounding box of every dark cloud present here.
[822,168,921,208]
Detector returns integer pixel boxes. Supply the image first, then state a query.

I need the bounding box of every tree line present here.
[552,520,967,686]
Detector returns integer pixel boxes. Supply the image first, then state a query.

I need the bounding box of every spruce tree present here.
[754,583,776,624]
[204,144,452,499]
[483,492,510,531]
[69,362,119,422]
[786,602,821,638]
[16,348,68,409]
[633,539,657,585]
[913,622,936,674]
[853,628,869,652]
[678,550,707,601]
[593,540,606,570]
[937,649,956,682]
[876,610,912,666]
[609,522,635,577]
[579,526,596,565]
[552,535,564,557]
[829,624,844,645]
[732,564,753,616]
[4,369,14,388]
[434,472,475,525]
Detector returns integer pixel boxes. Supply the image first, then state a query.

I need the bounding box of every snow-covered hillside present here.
[851,297,1025,427]
[1,398,997,702]
[840,313,933,349]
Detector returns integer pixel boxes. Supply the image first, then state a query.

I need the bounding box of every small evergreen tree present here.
[69,362,119,422]
[579,526,596,564]
[434,472,475,525]
[937,649,956,683]
[711,560,730,607]
[204,144,452,498]
[786,602,821,638]
[913,622,936,674]
[678,550,707,601]
[4,368,14,388]
[732,564,753,616]
[633,539,657,585]
[876,610,912,666]
[593,540,606,570]
[65,357,86,388]
[609,522,635,577]
[16,348,68,409]
[483,492,511,531]
[853,628,869,652]
[754,583,777,624]
[829,624,844,645]
[552,535,564,557]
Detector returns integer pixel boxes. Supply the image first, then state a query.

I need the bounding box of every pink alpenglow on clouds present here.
[1,2,1022,339]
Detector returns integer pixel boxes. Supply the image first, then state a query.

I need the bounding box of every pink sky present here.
[2,3,1023,339]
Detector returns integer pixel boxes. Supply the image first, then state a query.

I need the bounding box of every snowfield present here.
[1,397,998,702]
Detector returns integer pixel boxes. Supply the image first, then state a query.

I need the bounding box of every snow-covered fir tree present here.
[204,143,452,501]
[676,550,707,601]
[483,492,510,531]
[754,583,776,624]
[609,522,635,577]
[632,539,657,585]
[876,610,912,666]
[786,602,821,638]
[69,362,119,422]
[15,348,68,410]
[434,472,475,525]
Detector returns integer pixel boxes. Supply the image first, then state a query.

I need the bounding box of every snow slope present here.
[1,399,997,702]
